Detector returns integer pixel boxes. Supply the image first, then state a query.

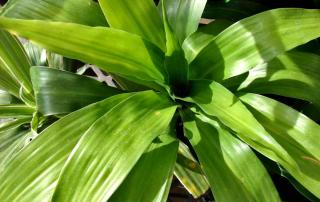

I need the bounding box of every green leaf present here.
[161,0,207,44]
[0,17,166,85]
[161,0,189,96]
[237,51,320,107]
[0,117,31,133]
[52,91,176,202]
[182,20,232,63]
[153,174,174,202]
[0,93,135,202]
[0,0,107,26]
[0,90,14,105]
[182,110,280,202]
[0,68,20,98]
[0,127,31,168]
[240,93,320,197]
[174,142,209,198]
[203,0,267,22]
[109,134,178,202]
[190,9,320,81]
[23,42,47,66]
[30,66,122,115]
[99,0,165,51]
[0,29,33,94]
[0,105,34,118]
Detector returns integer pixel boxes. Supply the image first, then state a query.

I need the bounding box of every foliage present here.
[0,0,320,201]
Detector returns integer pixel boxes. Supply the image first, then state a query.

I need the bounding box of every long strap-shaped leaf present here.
[240,93,320,197]
[238,51,320,107]
[0,30,33,94]
[0,17,166,84]
[109,134,178,202]
[99,0,165,51]
[161,0,207,44]
[0,90,14,104]
[182,20,232,63]
[190,9,320,81]
[0,93,135,202]
[182,110,280,202]
[0,117,30,133]
[52,91,176,202]
[0,105,34,118]
[174,142,209,198]
[0,0,107,26]
[31,67,122,115]
[183,80,294,167]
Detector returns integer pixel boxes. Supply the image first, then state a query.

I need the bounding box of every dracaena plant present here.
[0,0,320,201]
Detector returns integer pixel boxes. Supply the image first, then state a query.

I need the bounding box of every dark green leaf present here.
[31,66,122,115]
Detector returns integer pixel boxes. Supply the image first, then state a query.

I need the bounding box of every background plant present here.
[0,0,320,202]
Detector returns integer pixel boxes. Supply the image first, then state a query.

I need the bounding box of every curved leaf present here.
[190,9,320,81]
[109,134,178,202]
[162,0,207,44]
[0,17,166,85]
[52,91,176,202]
[240,93,320,197]
[0,90,14,105]
[0,117,31,133]
[174,142,209,198]
[182,110,280,202]
[0,30,33,94]
[0,93,135,202]
[30,67,122,115]
[99,0,165,50]
[0,0,107,26]
[238,51,320,107]
[182,20,232,63]
[0,105,34,118]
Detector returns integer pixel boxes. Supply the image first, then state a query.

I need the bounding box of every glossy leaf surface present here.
[0,17,166,84]
[182,111,280,202]
[238,51,320,107]
[174,142,209,198]
[240,93,320,197]
[31,67,122,115]
[0,105,34,118]
[162,0,207,43]
[99,0,165,50]
[0,93,135,202]
[190,9,320,81]
[52,91,176,202]
[0,0,107,26]
[109,135,178,202]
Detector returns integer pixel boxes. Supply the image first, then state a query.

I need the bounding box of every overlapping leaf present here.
[31,67,122,115]
[238,51,320,107]
[99,0,165,50]
[52,91,176,202]
[0,0,107,26]
[240,93,320,197]
[0,17,166,85]
[182,110,280,202]
[190,9,320,81]
[0,93,135,202]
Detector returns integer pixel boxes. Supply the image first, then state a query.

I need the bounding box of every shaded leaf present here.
[99,0,165,50]
[182,110,280,202]
[0,105,34,118]
[31,66,122,115]
[109,134,178,202]
[190,9,320,81]
[0,0,107,26]
[0,17,166,85]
